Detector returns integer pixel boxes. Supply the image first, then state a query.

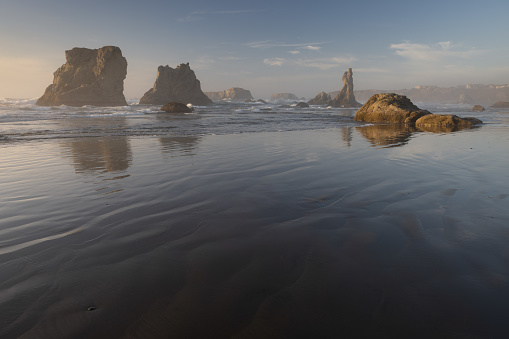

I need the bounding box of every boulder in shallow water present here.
[472,105,485,112]
[161,102,193,113]
[415,114,482,129]
[36,46,127,107]
[295,102,309,108]
[140,63,212,106]
[354,93,431,123]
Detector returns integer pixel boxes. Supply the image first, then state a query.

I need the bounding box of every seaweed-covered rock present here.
[354,93,431,123]
[160,102,193,113]
[295,102,309,108]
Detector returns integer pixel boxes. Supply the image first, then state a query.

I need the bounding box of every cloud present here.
[289,50,301,55]
[264,58,285,66]
[296,57,356,70]
[390,41,482,62]
[246,40,327,49]
[179,9,265,22]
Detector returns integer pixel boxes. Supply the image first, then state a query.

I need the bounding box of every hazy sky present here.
[1,0,508,99]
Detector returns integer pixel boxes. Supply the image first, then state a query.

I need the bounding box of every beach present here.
[1,101,509,337]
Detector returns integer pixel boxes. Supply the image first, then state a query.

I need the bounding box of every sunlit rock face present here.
[205,88,253,101]
[354,93,431,123]
[415,114,482,132]
[329,68,362,108]
[140,63,212,106]
[37,46,127,107]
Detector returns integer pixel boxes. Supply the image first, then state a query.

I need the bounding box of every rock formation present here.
[36,46,127,107]
[295,102,309,108]
[491,101,509,108]
[204,88,253,101]
[140,63,212,106]
[329,68,362,108]
[355,93,431,123]
[271,93,299,101]
[472,105,485,111]
[307,91,331,105]
[160,102,193,113]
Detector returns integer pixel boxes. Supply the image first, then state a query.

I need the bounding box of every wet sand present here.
[1,123,509,338]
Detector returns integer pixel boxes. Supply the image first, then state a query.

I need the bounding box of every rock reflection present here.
[340,126,353,147]
[61,136,132,174]
[160,136,200,156]
[356,124,418,148]
[416,124,480,133]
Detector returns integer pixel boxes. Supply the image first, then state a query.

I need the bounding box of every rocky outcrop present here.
[205,88,253,101]
[36,46,127,107]
[329,68,362,108]
[472,105,485,111]
[161,102,193,113]
[271,93,299,101]
[355,93,431,123]
[140,63,212,106]
[307,91,331,105]
[415,114,482,129]
[491,101,509,108]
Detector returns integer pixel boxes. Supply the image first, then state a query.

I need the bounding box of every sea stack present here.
[205,88,254,101]
[329,68,362,108]
[307,91,331,105]
[36,46,128,107]
[139,63,212,106]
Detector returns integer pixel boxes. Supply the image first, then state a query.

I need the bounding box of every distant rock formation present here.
[472,105,485,111]
[140,63,212,106]
[491,101,509,108]
[308,68,361,107]
[354,93,431,123]
[271,93,299,101]
[307,91,331,105]
[204,88,253,101]
[354,84,509,105]
[160,102,193,113]
[36,46,127,107]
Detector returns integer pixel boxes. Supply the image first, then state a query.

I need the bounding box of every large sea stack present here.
[36,46,128,107]
[139,63,212,106]
[329,68,362,108]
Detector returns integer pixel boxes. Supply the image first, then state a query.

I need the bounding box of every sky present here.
[1,0,508,99]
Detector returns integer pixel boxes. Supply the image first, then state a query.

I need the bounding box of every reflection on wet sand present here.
[340,126,353,147]
[356,124,418,148]
[58,117,133,174]
[61,136,132,174]
[160,136,200,156]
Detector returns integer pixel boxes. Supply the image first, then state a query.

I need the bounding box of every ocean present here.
[1,99,509,338]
